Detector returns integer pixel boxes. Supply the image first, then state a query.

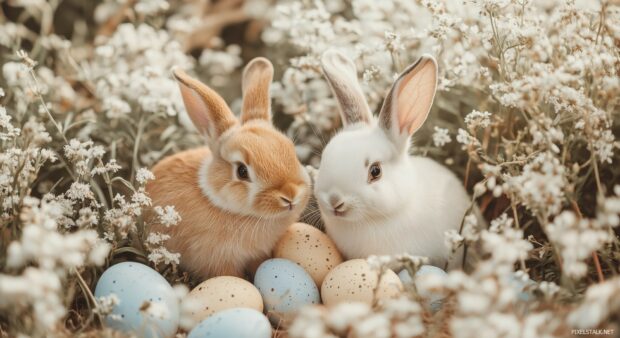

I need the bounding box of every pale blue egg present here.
[253,258,320,323]
[399,265,447,312]
[95,262,179,338]
[506,273,536,302]
[187,308,271,338]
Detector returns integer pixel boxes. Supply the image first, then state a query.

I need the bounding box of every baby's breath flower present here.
[546,211,610,278]
[154,205,182,227]
[506,152,567,217]
[94,294,120,316]
[464,110,491,129]
[432,126,452,148]
[568,277,620,329]
[444,229,464,252]
[136,168,156,185]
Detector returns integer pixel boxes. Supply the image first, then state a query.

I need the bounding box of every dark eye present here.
[236,163,250,181]
[368,162,382,183]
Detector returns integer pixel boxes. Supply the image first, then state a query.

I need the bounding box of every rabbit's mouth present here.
[333,210,347,217]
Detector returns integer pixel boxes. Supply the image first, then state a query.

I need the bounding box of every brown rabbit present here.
[146,58,310,280]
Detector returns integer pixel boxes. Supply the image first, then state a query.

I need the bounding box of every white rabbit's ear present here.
[173,68,238,141]
[321,50,372,126]
[378,55,437,151]
[241,57,274,123]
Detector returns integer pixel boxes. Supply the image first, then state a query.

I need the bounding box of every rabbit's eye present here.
[368,162,382,183]
[236,163,250,181]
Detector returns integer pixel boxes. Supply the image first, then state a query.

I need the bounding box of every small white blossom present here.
[432,126,452,148]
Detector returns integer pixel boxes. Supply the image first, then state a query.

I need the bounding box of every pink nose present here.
[329,195,346,216]
[280,196,294,210]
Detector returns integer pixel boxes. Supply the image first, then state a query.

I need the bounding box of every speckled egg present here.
[273,223,343,286]
[321,259,403,306]
[253,258,320,324]
[400,265,447,312]
[94,262,179,338]
[187,308,271,338]
[186,276,263,324]
[273,223,342,285]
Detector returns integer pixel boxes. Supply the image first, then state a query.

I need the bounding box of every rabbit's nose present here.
[279,196,294,210]
[328,194,342,207]
[328,194,347,216]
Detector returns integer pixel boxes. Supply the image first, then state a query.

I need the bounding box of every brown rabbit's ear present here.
[173,68,238,140]
[378,55,438,152]
[240,57,274,123]
[321,50,372,126]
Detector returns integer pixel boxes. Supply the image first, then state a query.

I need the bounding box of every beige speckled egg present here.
[321,259,403,306]
[186,276,263,323]
[273,222,343,286]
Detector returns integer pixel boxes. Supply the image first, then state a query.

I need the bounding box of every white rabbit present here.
[314,50,472,269]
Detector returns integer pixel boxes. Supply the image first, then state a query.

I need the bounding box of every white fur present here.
[315,124,470,267]
[316,51,472,269]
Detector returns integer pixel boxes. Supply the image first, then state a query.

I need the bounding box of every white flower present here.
[444,229,464,252]
[141,300,170,320]
[65,182,94,201]
[568,277,620,329]
[95,294,120,316]
[136,168,155,185]
[456,128,480,149]
[464,110,491,129]
[103,96,131,119]
[328,302,372,333]
[462,214,480,242]
[546,211,610,278]
[506,152,567,217]
[432,126,452,147]
[134,0,169,16]
[153,205,181,227]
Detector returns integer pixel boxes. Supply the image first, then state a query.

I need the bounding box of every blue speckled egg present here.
[253,258,320,323]
[95,262,179,338]
[399,265,447,312]
[187,308,271,338]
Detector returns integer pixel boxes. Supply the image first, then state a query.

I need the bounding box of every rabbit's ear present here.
[241,57,274,123]
[173,68,238,140]
[378,55,437,151]
[321,50,372,126]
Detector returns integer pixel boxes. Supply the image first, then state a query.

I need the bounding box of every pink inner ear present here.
[396,60,437,135]
[178,82,212,134]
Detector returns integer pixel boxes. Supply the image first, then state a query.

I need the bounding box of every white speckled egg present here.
[187,308,271,338]
[399,265,447,312]
[274,223,343,287]
[94,262,179,338]
[186,276,263,324]
[321,259,403,306]
[253,258,320,324]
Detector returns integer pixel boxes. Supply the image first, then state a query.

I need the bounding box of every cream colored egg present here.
[273,222,343,286]
[186,276,263,324]
[321,259,403,306]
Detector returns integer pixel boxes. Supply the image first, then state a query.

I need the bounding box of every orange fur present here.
[147,58,309,280]
[241,57,273,123]
[146,141,308,279]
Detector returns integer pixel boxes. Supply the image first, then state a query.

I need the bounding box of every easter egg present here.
[321,259,403,306]
[506,272,536,302]
[253,258,320,324]
[95,262,179,338]
[187,308,271,338]
[400,265,447,312]
[186,276,263,324]
[274,222,343,286]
